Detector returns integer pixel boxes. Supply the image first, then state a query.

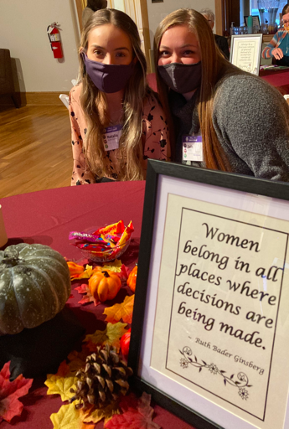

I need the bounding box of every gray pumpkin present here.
[0,243,71,335]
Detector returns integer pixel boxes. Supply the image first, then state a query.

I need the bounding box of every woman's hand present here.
[272,47,284,59]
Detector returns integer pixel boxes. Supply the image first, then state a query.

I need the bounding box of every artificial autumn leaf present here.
[84,328,108,347]
[80,423,95,429]
[102,259,122,272]
[67,261,84,279]
[137,392,156,420]
[50,402,84,429]
[81,402,120,424]
[103,295,134,324]
[75,284,98,305]
[67,262,95,281]
[84,322,128,351]
[55,360,71,377]
[0,361,33,423]
[106,322,128,348]
[103,261,130,280]
[119,264,130,280]
[45,375,76,401]
[118,393,139,412]
[105,392,160,429]
[67,344,92,375]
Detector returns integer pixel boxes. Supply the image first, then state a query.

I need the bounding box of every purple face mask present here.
[82,53,135,93]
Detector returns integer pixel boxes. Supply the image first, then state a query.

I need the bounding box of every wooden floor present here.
[0,104,72,199]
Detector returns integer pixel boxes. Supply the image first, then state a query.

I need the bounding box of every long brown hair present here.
[79,8,149,180]
[154,9,241,171]
[282,3,289,16]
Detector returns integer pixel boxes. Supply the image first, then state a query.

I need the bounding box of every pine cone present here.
[69,344,133,409]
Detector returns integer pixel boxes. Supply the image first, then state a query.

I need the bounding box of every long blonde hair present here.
[79,8,149,180]
[154,9,241,171]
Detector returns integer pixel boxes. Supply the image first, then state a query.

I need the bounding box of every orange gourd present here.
[88,270,121,302]
[127,265,138,293]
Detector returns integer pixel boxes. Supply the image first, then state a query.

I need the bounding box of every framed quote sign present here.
[230,34,263,75]
[129,160,289,429]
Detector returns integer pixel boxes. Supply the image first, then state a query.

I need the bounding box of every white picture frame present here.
[230,34,263,76]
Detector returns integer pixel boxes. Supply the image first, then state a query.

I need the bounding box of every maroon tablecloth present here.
[0,182,196,429]
[259,68,289,95]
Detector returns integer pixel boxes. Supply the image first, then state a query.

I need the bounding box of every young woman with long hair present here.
[70,8,170,185]
[155,8,289,181]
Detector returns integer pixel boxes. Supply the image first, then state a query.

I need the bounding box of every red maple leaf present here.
[0,361,33,423]
[105,392,160,429]
[75,284,99,306]
[118,264,130,281]
[118,393,139,412]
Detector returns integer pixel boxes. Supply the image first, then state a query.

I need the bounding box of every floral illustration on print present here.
[179,346,252,400]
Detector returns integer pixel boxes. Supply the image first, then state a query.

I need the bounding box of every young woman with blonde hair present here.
[155,8,289,181]
[70,8,170,185]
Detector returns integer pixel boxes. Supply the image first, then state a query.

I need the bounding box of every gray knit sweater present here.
[170,74,289,181]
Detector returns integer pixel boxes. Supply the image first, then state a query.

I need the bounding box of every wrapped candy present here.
[69,220,134,261]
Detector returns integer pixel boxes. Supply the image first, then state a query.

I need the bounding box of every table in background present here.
[0,181,196,429]
[259,67,289,95]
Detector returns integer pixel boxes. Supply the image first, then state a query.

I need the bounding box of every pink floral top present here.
[69,84,170,185]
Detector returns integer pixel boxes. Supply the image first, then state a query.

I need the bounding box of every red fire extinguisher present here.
[47,23,63,59]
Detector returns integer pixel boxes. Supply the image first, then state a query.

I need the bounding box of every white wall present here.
[146,0,216,47]
[0,0,216,92]
[0,0,80,92]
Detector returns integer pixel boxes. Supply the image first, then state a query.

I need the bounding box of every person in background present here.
[154,8,289,181]
[82,0,107,28]
[70,8,170,185]
[262,3,289,65]
[200,8,229,59]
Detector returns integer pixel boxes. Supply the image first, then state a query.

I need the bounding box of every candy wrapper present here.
[69,220,134,262]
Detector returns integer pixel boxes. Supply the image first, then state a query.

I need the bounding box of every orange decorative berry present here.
[127,265,138,293]
[88,270,121,302]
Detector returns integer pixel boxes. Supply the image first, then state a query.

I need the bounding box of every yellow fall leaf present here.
[67,345,92,374]
[103,295,134,324]
[67,356,86,375]
[81,402,120,423]
[84,264,94,277]
[105,322,128,349]
[102,259,122,272]
[84,328,108,346]
[45,375,77,401]
[83,322,127,351]
[67,261,96,281]
[50,402,83,429]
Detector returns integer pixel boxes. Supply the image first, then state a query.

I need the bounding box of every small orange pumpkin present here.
[88,270,121,302]
[127,265,138,293]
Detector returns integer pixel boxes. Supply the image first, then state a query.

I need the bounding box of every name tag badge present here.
[104,124,122,151]
[182,135,203,162]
